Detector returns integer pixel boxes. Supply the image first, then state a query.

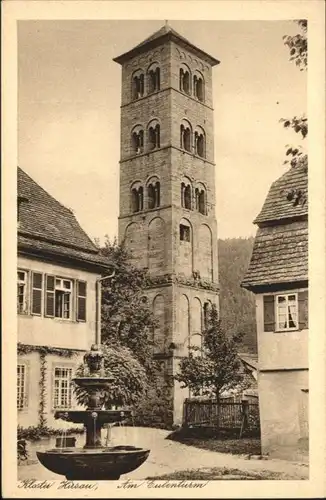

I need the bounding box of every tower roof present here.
[113,22,220,66]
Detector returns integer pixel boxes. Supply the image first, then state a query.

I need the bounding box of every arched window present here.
[131,126,144,154]
[181,182,192,210]
[193,72,204,101]
[179,221,191,242]
[148,124,160,150]
[148,63,160,94]
[147,177,160,209]
[180,120,192,152]
[181,179,192,210]
[203,301,211,329]
[195,185,206,215]
[194,127,205,158]
[179,64,191,95]
[132,71,145,100]
[131,182,144,213]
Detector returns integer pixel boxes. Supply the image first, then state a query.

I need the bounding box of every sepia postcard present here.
[2,0,326,498]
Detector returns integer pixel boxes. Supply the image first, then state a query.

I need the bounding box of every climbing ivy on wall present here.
[17,343,80,428]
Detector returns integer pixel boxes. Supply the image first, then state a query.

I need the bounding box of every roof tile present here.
[18,167,111,270]
[242,220,308,288]
[254,166,307,224]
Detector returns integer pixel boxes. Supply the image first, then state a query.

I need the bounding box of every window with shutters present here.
[263,290,308,332]
[31,272,43,315]
[17,270,28,314]
[17,364,27,410]
[276,293,298,331]
[53,367,73,409]
[52,278,73,319]
[45,275,87,321]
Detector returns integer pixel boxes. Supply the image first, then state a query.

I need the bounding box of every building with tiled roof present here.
[242,165,308,462]
[18,167,112,272]
[17,167,113,429]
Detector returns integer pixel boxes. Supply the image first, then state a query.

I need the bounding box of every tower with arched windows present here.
[113,23,220,424]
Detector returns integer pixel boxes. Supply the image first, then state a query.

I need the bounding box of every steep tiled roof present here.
[242,220,308,289]
[242,166,308,290]
[18,234,111,268]
[18,167,112,270]
[254,166,307,225]
[113,23,219,66]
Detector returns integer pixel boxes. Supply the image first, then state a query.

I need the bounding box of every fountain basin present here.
[55,409,132,425]
[72,377,114,388]
[36,446,150,480]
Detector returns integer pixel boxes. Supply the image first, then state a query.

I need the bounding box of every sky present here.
[18,20,307,243]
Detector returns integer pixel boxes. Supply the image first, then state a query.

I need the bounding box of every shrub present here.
[130,389,174,429]
[74,345,147,408]
[17,439,28,462]
[17,425,84,442]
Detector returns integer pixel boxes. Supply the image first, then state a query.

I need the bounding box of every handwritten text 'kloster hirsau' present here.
[18,479,209,490]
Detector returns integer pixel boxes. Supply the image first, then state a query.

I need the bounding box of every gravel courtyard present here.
[18,427,309,481]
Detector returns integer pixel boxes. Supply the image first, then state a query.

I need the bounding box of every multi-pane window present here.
[17,270,27,314]
[53,367,73,409]
[53,278,72,319]
[276,293,298,331]
[17,364,27,410]
[263,291,308,332]
[17,269,86,321]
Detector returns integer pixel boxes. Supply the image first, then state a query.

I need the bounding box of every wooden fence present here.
[183,399,260,435]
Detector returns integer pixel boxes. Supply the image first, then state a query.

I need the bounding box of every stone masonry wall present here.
[116,33,219,424]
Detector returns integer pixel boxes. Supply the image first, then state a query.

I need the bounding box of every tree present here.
[99,237,157,370]
[73,344,148,408]
[174,305,244,431]
[280,20,308,206]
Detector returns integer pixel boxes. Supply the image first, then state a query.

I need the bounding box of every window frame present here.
[275,292,299,332]
[53,366,73,410]
[17,269,28,314]
[54,277,73,321]
[17,363,27,410]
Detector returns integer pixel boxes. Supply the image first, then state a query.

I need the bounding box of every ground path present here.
[18,427,308,481]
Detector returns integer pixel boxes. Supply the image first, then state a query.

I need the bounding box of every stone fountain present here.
[37,344,150,480]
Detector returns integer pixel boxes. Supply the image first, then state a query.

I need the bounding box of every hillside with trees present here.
[218,237,257,354]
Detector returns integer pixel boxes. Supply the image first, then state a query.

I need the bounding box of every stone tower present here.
[113,23,220,424]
